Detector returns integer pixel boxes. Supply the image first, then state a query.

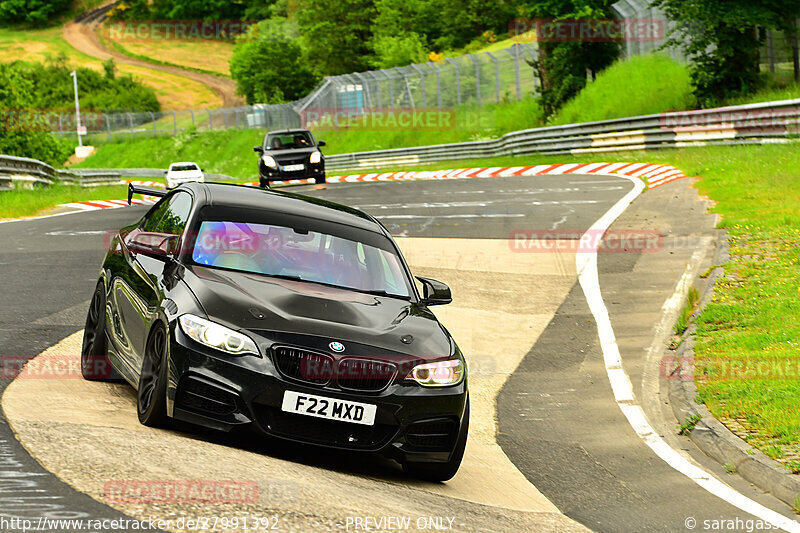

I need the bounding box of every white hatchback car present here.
[165,162,204,189]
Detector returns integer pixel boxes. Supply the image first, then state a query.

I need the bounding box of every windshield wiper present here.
[357,289,410,300]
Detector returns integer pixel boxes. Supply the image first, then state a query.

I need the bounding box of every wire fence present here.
[27,43,539,144]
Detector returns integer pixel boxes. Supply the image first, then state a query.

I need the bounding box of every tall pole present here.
[70,70,83,147]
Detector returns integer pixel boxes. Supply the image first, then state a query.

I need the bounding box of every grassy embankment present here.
[0,184,128,219]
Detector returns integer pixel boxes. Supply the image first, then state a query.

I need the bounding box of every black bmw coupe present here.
[81,182,469,481]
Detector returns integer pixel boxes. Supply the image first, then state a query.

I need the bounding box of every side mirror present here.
[163,170,168,174]
[129,232,179,259]
[317,140,326,147]
[201,168,206,172]
[254,146,264,154]
[416,277,452,306]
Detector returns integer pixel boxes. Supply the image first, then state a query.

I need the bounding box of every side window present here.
[141,192,192,236]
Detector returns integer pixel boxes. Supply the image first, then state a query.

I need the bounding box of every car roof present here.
[182,182,381,233]
[170,162,199,167]
[265,129,312,135]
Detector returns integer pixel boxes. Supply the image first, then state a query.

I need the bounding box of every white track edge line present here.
[577,174,800,532]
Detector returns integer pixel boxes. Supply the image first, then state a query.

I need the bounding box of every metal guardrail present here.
[0,159,236,191]
[2,98,799,185]
[325,98,800,171]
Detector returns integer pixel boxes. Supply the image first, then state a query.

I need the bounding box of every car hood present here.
[264,147,318,159]
[181,265,452,358]
[169,170,203,177]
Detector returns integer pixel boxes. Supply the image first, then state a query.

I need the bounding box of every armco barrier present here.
[324,98,800,170]
[2,97,798,183]
[0,161,236,190]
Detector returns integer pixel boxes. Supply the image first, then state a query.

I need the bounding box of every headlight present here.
[406,359,464,387]
[261,155,277,168]
[309,151,322,164]
[179,314,258,356]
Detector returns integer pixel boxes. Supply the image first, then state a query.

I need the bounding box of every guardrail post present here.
[395,68,414,109]
[445,58,460,106]
[189,109,195,128]
[409,64,425,107]
[171,110,177,135]
[373,72,382,109]
[127,112,134,137]
[105,114,112,141]
[485,52,500,102]
[206,109,213,130]
[467,54,481,106]
[507,45,521,101]
[388,72,395,109]
[149,112,156,136]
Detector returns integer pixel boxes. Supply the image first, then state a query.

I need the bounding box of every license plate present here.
[282,164,304,172]
[281,391,376,426]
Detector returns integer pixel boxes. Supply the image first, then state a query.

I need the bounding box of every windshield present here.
[190,220,411,298]
[265,132,313,150]
[171,164,199,171]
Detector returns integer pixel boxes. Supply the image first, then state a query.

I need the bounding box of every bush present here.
[0,62,73,165]
[3,58,160,113]
[0,0,72,26]
[230,19,319,104]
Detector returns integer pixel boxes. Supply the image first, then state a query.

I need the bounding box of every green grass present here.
[675,286,700,336]
[75,98,545,178]
[101,32,232,79]
[549,54,696,125]
[0,184,128,219]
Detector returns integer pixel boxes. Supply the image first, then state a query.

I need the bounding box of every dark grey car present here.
[254,129,326,187]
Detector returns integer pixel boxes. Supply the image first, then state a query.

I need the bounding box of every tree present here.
[370,0,515,54]
[370,33,428,69]
[0,64,72,165]
[229,19,320,104]
[0,0,72,26]
[296,0,377,75]
[518,0,620,118]
[103,58,117,81]
[653,0,800,105]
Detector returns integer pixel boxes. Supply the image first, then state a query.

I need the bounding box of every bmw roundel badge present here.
[329,341,345,352]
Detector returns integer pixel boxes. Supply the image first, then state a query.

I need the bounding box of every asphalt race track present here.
[1,175,798,532]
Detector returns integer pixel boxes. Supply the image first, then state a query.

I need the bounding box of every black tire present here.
[137,323,170,427]
[260,178,271,189]
[81,281,116,380]
[403,397,470,482]
[314,175,326,185]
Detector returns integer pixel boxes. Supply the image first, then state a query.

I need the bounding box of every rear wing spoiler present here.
[128,183,167,205]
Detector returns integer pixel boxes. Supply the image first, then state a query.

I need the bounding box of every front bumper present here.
[258,161,325,183]
[166,177,204,189]
[166,326,468,464]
